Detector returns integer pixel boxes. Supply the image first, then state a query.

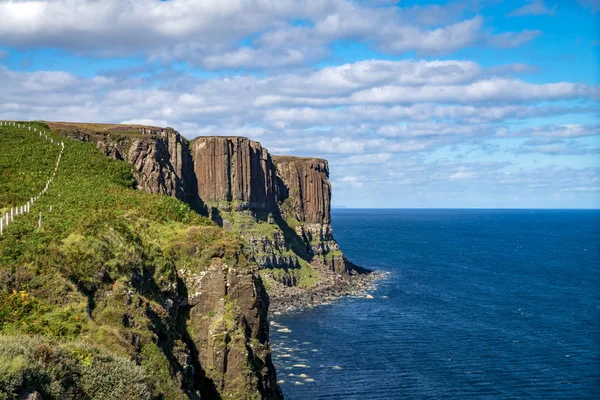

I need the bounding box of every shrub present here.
[0,335,152,400]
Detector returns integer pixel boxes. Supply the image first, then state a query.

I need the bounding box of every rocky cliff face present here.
[48,122,365,397]
[188,137,356,278]
[271,156,331,225]
[47,122,202,212]
[50,123,362,280]
[191,137,279,212]
[185,260,280,398]
[272,156,357,276]
[46,122,281,399]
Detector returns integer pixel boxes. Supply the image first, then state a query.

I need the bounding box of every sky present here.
[0,0,598,208]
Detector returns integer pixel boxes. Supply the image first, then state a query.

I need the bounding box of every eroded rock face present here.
[271,156,331,225]
[49,122,202,212]
[118,129,201,212]
[185,261,282,399]
[56,123,361,279]
[191,137,279,211]
[273,156,351,274]
[49,121,368,396]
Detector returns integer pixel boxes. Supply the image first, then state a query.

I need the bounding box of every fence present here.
[0,121,65,236]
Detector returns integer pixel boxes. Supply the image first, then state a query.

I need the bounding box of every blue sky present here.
[0,0,598,208]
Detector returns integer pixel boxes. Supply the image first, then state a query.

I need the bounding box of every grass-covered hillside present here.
[0,122,61,211]
[0,122,268,399]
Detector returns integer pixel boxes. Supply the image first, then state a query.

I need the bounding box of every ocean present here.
[270,209,600,399]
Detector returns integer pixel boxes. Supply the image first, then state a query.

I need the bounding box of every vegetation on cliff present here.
[0,123,281,399]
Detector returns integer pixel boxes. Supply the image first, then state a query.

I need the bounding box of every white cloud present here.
[497,124,600,138]
[335,175,364,188]
[339,153,393,165]
[377,16,483,55]
[449,171,475,180]
[487,30,542,48]
[0,60,598,186]
[0,0,544,69]
[508,0,556,17]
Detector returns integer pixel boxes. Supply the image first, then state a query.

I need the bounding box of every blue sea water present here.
[270,209,600,399]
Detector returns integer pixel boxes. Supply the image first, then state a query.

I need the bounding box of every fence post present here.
[1,217,3,236]
[38,212,42,229]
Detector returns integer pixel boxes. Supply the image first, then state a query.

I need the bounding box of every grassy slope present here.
[0,123,252,399]
[0,122,61,212]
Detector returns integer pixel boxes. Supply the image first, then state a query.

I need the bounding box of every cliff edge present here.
[0,121,283,399]
[48,122,371,307]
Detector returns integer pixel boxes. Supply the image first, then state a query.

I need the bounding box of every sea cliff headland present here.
[0,120,371,399]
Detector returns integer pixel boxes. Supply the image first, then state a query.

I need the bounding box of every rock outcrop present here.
[191,137,279,211]
[50,123,367,280]
[188,137,359,278]
[184,260,282,399]
[51,124,363,279]
[48,122,368,397]
[271,156,331,225]
[273,156,362,276]
[47,122,203,212]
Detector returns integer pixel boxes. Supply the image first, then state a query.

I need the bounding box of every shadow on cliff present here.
[135,267,222,400]
[210,207,224,227]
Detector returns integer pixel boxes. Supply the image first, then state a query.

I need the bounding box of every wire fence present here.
[0,121,65,236]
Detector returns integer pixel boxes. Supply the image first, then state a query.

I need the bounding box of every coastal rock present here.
[191,137,279,211]
[186,261,282,399]
[40,121,372,398]
[271,156,331,225]
[48,122,202,212]
[273,156,354,275]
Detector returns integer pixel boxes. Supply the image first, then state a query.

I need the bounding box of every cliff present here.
[18,121,369,397]
[271,156,331,225]
[189,137,358,280]
[272,156,341,263]
[191,137,279,211]
[47,125,363,284]
[47,122,203,212]
[0,122,282,400]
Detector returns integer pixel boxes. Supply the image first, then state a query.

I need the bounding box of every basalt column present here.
[272,156,352,275]
[191,137,279,211]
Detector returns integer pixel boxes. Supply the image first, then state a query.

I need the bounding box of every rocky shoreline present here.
[268,271,385,314]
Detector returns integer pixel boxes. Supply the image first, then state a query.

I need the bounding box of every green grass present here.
[221,208,279,240]
[263,258,320,288]
[0,122,60,211]
[0,122,256,399]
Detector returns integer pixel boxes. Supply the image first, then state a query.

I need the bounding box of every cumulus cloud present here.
[334,175,364,188]
[1,54,598,205]
[0,60,598,151]
[0,1,596,207]
[508,0,556,17]
[0,0,544,69]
